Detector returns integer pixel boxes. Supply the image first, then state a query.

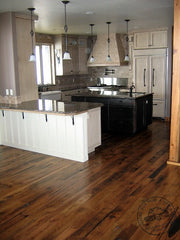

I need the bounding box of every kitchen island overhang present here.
[0,100,103,162]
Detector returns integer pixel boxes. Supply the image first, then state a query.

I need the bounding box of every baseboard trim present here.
[167,161,180,166]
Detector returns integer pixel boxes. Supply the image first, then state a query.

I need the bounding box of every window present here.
[35,44,55,85]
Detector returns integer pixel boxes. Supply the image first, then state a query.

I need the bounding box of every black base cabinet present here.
[72,94,152,135]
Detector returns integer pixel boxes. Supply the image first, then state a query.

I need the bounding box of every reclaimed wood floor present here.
[1,119,180,240]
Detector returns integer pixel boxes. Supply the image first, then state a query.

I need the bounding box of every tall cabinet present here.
[133,30,168,118]
[54,35,88,76]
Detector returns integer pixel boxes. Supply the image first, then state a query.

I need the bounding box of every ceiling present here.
[0,0,174,35]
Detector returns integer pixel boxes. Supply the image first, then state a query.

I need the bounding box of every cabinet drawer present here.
[108,98,133,107]
[153,100,165,118]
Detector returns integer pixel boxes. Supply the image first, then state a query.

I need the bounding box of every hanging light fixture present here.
[62,1,71,60]
[124,19,130,62]
[106,22,111,62]
[90,24,95,63]
[28,8,36,62]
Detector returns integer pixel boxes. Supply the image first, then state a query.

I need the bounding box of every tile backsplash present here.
[39,65,132,92]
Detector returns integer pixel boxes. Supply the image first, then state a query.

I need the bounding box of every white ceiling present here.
[0,0,174,35]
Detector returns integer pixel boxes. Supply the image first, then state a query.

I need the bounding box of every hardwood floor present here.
[1,119,180,240]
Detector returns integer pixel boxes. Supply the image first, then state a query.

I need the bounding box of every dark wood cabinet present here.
[72,94,153,135]
[108,99,134,134]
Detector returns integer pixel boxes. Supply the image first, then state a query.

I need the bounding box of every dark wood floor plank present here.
[1,120,180,240]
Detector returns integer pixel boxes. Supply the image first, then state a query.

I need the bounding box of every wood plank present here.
[1,120,180,239]
[169,0,180,162]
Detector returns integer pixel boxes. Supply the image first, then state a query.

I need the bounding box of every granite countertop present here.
[0,99,103,115]
[70,90,152,99]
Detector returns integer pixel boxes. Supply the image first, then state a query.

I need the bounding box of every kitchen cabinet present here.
[0,107,101,162]
[136,95,153,132]
[55,35,88,76]
[133,49,167,118]
[78,38,88,74]
[72,94,152,135]
[108,98,134,134]
[134,30,167,49]
[61,37,79,75]
[72,96,109,132]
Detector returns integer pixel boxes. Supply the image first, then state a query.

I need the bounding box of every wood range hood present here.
[87,33,126,67]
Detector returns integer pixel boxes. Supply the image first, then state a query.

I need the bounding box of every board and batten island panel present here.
[0,100,102,162]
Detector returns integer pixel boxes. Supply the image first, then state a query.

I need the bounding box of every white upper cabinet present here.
[134,30,167,49]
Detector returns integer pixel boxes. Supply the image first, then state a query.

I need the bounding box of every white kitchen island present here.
[0,100,102,162]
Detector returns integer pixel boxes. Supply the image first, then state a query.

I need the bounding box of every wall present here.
[15,14,38,102]
[0,13,19,102]
[0,12,38,104]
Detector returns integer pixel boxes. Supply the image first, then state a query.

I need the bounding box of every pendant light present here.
[124,19,130,62]
[62,1,71,60]
[90,24,95,63]
[28,8,36,62]
[106,22,111,62]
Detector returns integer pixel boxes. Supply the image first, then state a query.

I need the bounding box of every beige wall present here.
[0,12,38,104]
[0,13,19,97]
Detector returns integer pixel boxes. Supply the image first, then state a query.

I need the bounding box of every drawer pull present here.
[45,114,48,122]
[143,68,146,87]
[22,112,24,119]
[72,116,75,125]
[152,68,155,87]
[2,110,4,117]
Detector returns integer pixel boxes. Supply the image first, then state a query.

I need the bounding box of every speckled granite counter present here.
[68,90,150,99]
[0,99,103,115]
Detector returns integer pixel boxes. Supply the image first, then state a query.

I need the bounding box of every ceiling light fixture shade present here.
[124,55,130,62]
[124,19,130,62]
[63,51,71,60]
[62,1,71,60]
[29,53,36,62]
[28,8,36,62]
[90,23,95,62]
[106,22,111,62]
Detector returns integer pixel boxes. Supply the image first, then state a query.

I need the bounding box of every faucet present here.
[129,84,135,95]
[97,78,101,86]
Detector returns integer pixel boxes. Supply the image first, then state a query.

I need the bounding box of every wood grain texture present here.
[0,120,180,240]
[169,0,180,162]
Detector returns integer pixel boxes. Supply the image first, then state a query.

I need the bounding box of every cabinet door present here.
[78,38,88,74]
[134,56,149,93]
[134,31,167,49]
[150,31,167,48]
[78,47,88,74]
[134,32,149,49]
[150,55,166,100]
[136,95,152,132]
[153,100,165,118]
[62,57,73,75]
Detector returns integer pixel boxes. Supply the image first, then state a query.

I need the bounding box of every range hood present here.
[87,33,126,67]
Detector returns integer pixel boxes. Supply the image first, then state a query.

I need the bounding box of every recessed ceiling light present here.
[85,11,94,15]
